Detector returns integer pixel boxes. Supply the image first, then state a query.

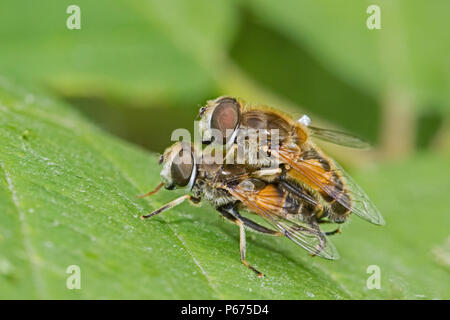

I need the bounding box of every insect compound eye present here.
[210,97,240,143]
[170,148,194,187]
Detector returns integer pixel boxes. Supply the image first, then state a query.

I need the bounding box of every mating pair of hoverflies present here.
[140,97,385,277]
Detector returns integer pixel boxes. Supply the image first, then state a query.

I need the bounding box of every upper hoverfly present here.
[198,96,385,226]
[139,141,341,277]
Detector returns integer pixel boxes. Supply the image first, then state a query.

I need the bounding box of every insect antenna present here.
[141,195,191,219]
[136,182,164,198]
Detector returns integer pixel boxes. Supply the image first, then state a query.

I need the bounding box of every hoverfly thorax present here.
[160,142,198,191]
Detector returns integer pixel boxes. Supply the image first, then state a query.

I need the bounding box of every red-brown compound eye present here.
[210,97,240,142]
[170,149,194,187]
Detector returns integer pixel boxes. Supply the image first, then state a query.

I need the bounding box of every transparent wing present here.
[333,161,385,226]
[277,149,385,226]
[226,183,340,260]
[308,126,370,149]
[269,214,340,260]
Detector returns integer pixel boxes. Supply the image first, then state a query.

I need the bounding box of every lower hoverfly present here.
[139,142,341,277]
[198,96,385,226]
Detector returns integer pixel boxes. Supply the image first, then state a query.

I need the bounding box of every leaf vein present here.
[0,160,47,298]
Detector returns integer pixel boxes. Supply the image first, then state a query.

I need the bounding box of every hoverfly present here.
[139,142,341,277]
[198,96,385,226]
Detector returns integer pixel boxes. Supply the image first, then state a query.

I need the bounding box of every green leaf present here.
[0,0,237,105]
[242,0,450,113]
[0,79,449,299]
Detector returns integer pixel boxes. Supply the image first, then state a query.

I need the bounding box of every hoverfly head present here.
[160,142,197,191]
[198,96,241,145]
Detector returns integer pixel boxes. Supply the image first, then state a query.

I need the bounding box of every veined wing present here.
[333,161,385,225]
[277,149,385,226]
[308,126,370,149]
[225,182,340,260]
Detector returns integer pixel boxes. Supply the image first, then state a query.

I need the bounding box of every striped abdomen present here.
[284,145,352,223]
[242,181,323,222]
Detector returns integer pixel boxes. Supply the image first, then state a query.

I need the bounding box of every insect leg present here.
[141,194,190,219]
[317,219,342,236]
[188,196,201,204]
[252,168,282,178]
[278,180,320,208]
[237,219,264,277]
[218,204,282,236]
[317,219,333,224]
[136,182,164,198]
[217,205,239,222]
[235,213,283,236]
[325,227,341,236]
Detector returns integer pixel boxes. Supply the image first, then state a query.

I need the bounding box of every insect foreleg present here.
[141,194,191,219]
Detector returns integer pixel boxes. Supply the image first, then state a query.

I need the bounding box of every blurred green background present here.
[0,0,449,299]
